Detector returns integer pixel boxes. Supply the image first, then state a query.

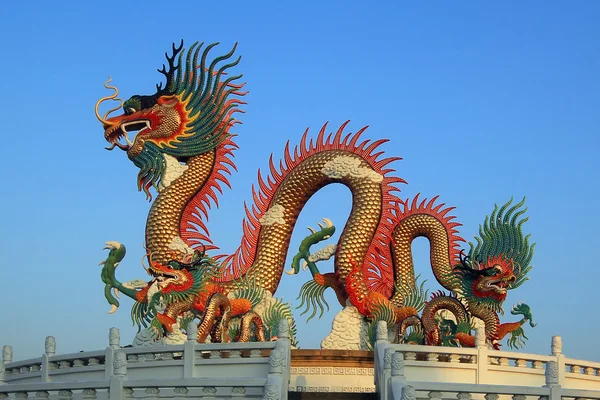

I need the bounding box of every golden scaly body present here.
[147,148,383,296]
[147,152,215,264]
[391,214,458,306]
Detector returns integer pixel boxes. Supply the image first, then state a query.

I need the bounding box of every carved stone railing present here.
[0,320,291,400]
[374,321,600,400]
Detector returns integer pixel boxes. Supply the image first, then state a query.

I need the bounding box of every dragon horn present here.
[307,226,316,234]
[317,222,324,229]
[108,304,118,314]
[98,261,106,266]
[323,218,333,228]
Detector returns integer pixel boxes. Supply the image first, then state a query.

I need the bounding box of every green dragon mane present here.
[468,196,535,289]
[445,197,535,313]
[127,40,246,198]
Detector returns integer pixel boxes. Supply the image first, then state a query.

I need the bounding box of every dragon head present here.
[95,41,247,200]
[149,261,193,293]
[454,253,516,305]
[449,198,535,314]
[147,249,219,294]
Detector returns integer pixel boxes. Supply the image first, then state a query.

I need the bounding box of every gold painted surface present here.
[146,152,215,264]
[421,296,468,345]
[390,214,456,306]
[146,148,381,299]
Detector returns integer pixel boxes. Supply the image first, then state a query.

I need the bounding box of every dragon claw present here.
[301,260,308,271]
[108,304,118,314]
[103,241,122,250]
[284,268,297,275]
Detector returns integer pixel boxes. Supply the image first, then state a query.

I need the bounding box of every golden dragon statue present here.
[95,41,536,349]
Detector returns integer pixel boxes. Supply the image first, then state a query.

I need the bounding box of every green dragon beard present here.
[132,144,167,199]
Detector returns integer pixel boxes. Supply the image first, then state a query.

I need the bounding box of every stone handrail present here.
[0,319,292,400]
[374,321,600,400]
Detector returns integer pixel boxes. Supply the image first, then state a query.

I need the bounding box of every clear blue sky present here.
[1,1,598,361]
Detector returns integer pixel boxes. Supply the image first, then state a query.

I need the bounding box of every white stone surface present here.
[308,244,336,262]
[122,279,148,290]
[161,323,187,345]
[132,328,156,347]
[158,153,188,191]
[168,236,194,255]
[321,303,368,350]
[321,155,383,183]
[259,204,286,226]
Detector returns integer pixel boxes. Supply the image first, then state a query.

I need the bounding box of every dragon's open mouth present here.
[487,275,516,292]
[105,120,151,151]
[150,267,181,289]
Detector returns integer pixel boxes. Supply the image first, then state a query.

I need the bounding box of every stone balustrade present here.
[374,321,600,400]
[0,320,291,400]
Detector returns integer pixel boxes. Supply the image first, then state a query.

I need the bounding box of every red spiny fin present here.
[215,121,407,285]
[179,136,238,252]
[396,194,465,265]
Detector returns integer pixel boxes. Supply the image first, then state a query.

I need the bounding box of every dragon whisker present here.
[95,77,123,127]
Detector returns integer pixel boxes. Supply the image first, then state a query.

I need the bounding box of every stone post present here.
[375,320,389,344]
[265,348,286,400]
[41,336,56,383]
[263,384,280,400]
[109,351,126,400]
[379,347,395,399]
[374,320,390,394]
[45,337,56,357]
[109,328,120,349]
[551,336,562,355]
[277,318,291,397]
[183,321,198,378]
[113,351,127,376]
[475,326,488,384]
[545,361,561,400]
[0,345,9,385]
[391,352,405,379]
[2,346,12,364]
[104,328,116,380]
[550,336,565,386]
[389,351,407,399]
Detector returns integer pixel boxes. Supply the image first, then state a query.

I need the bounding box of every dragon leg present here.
[345,261,419,324]
[197,293,232,343]
[210,304,232,343]
[297,271,347,322]
[396,315,425,344]
[99,242,151,315]
[156,296,196,333]
[237,311,267,342]
[292,219,348,320]
[496,303,536,349]
[422,293,469,346]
